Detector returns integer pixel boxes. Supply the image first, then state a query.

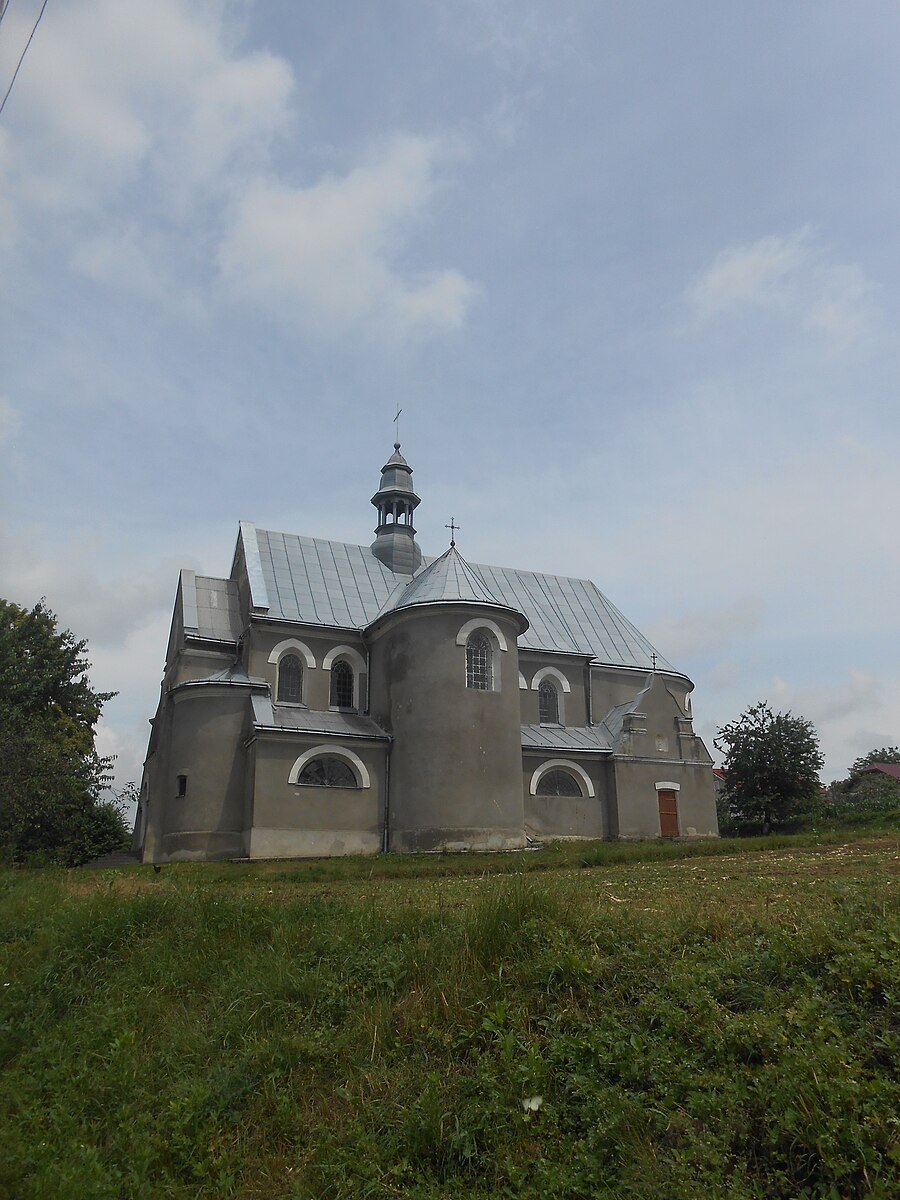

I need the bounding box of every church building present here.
[134,442,718,862]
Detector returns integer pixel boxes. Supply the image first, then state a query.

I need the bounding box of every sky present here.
[1,0,898,806]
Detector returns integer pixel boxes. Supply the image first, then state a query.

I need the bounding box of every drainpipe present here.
[364,639,371,713]
[585,660,594,726]
[381,744,391,854]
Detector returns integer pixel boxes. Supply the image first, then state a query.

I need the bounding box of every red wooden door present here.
[658,789,679,838]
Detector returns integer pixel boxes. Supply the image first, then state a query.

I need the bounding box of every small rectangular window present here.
[176,774,187,797]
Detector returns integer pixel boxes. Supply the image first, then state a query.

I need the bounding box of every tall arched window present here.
[538,679,559,724]
[466,632,492,690]
[277,653,303,703]
[330,659,354,709]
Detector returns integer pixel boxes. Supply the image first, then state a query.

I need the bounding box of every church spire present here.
[370,441,423,574]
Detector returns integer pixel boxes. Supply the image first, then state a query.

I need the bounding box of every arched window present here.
[297,756,359,788]
[536,768,583,797]
[277,653,303,704]
[466,632,492,690]
[330,659,354,709]
[538,679,559,724]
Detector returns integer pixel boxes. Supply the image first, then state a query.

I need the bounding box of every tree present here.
[0,598,129,865]
[715,702,824,834]
[847,746,900,778]
[830,746,900,818]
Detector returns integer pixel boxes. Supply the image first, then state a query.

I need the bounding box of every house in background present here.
[134,442,718,862]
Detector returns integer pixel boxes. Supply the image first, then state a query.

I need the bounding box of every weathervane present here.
[445,517,460,548]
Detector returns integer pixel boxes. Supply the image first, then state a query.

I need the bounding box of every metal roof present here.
[181,571,243,642]
[863,764,900,781]
[234,524,675,672]
[521,724,612,753]
[377,545,528,628]
[250,694,390,741]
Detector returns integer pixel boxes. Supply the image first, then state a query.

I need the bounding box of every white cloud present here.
[439,0,574,72]
[0,130,17,250]
[93,608,173,794]
[646,599,764,662]
[68,223,205,320]
[687,228,812,318]
[767,670,900,781]
[0,0,293,219]
[0,398,20,446]
[770,669,881,727]
[1,2,472,343]
[685,227,878,351]
[0,524,178,646]
[217,134,478,340]
[608,437,899,635]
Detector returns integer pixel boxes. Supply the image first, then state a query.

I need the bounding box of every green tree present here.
[830,746,900,819]
[715,702,824,834]
[0,598,128,865]
[847,746,900,778]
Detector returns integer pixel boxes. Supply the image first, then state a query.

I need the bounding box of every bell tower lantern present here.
[370,442,422,574]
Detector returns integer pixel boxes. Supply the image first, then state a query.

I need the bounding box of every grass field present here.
[2,833,900,1198]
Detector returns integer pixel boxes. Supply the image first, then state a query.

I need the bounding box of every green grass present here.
[2,833,900,1198]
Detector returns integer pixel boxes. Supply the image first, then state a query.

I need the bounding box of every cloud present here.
[646,598,764,661]
[766,669,900,780]
[439,0,574,72]
[1,2,473,343]
[0,524,179,646]
[0,398,20,446]
[0,130,16,250]
[217,134,478,340]
[93,608,174,795]
[0,0,293,219]
[606,436,899,637]
[685,227,878,351]
[769,669,881,726]
[68,223,205,319]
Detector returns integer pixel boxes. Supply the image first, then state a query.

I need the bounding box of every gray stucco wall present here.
[612,760,718,839]
[592,665,692,722]
[246,625,368,713]
[522,753,611,840]
[149,683,251,861]
[246,733,385,858]
[610,675,718,839]
[518,655,589,727]
[369,605,525,852]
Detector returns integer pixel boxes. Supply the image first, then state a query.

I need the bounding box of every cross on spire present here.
[445,517,460,548]
[393,402,402,444]
[650,652,658,671]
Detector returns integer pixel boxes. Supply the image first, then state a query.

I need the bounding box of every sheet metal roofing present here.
[521,724,613,753]
[379,545,526,624]
[182,572,243,642]
[250,695,389,741]
[234,524,675,672]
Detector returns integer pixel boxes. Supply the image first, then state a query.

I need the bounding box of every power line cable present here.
[0,2,11,30]
[0,0,48,118]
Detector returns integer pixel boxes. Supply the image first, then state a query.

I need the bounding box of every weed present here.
[2,833,900,1197]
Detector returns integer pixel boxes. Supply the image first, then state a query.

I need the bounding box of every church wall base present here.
[248,827,381,858]
[156,830,245,863]
[390,827,526,853]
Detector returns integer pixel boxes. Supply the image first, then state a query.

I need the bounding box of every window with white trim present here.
[297,756,359,788]
[330,659,354,709]
[538,679,559,724]
[536,768,583,797]
[277,653,303,703]
[466,632,492,690]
